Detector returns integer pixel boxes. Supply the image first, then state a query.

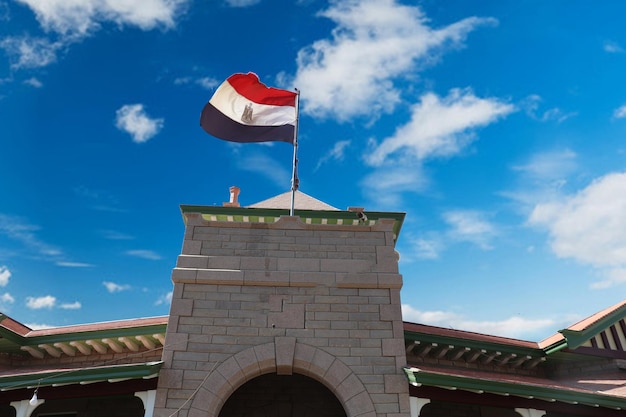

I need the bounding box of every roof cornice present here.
[403,367,626,410]
[180,205,406,241]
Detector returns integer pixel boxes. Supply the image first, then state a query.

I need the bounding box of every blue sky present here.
[1,0,626,341]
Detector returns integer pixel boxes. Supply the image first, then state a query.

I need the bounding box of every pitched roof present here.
[247,190,339,210]
[540,299,626,354]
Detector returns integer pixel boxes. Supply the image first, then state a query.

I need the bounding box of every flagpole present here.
[290,89,300,216]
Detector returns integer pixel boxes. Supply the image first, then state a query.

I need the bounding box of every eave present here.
[0,361,163,391]
[180,205,406,242]
[403,366,626,411]
[0,315,167,358]
[404,323,546,369]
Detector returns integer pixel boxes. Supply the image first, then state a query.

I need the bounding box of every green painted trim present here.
[0,361,163,390]
[0,319,166,355]
[403,330,544,358]
[403,367,626,410]
[20,324,167,347]
[560,306,626,350]
[180,205,406,239]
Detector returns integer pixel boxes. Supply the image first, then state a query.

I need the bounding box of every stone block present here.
[277,257,320,272]
[171,268,197,284]
[321,258,372,273]
[177,255,209,269]
[380,304,402,321]
[269,303,304,329]
[216,356,245,388]
[253,343,276,372]
[382,338,405,357]
[170,299,193,317]
[197,269,244,285]
[385,374,410,394]
[240,256,277,270]
[344,390,375,415]
[308,348,335,377]
[275,336,296,375]
[243,270,289,286]
[182,240,202,255]
[289,271,334,287]
[157,369,184,389]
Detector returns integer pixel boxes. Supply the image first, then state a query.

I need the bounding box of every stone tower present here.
[154,189,409,417]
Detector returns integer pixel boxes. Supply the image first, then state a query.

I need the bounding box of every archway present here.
[189,340,376,417]
[218,373,346,417]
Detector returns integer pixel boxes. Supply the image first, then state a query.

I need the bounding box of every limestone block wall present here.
[154,213,410,417]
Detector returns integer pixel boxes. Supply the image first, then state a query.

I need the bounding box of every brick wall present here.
[155,213,410,417]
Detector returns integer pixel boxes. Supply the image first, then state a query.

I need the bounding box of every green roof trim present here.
[20,324,166,347]
[559,303,626,350]
[0,361,163,390]
[180,205,406,240]
[403,367,626,410]
[0,325,167,355]
[403,330,544,358]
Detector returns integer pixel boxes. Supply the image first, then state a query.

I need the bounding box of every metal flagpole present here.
[290,89,301,216]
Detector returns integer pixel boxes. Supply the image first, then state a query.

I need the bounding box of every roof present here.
[0,361,163,390]
[404,301,626,412]
[0,314,167,358]
[404,364,626,411]
[247,190,339,210]
[540,299,626,354]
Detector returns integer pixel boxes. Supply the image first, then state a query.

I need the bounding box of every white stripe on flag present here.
[209,80,296,127]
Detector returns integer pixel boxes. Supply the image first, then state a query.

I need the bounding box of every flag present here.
[200,72,297,144]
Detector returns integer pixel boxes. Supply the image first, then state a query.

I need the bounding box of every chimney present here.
[223,186,241,207]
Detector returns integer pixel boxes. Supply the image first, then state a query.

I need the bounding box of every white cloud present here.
[367,89,514,166]
[521,95,576,123]
[290,0,497,121]
[402,304,555,339]
[60,301,81,309]
[115,104,164,143]
[174,76,220,90]
[103,281,131,293]
[529,172,626,288]
[0,214,63,259]
[315,140,351,171]
[503,149,578,211]
[0,293,15,304]
[195,76,220,90]
[0,266,11,287]
[15,0,186,38]
[23,77,43,88]
[361,165,428,208]
[100,230,134,240]
[26,295,56,309]
[613,105,626,119]
[155,291,173,306]
[512,149,577,183]
[125,249,162,260]
[443,210,497,250]
[604,40,624,54]
[235,152,291,188]
[56,261,93,267]
[410,236,443,260]
[4,0,187,70]
[0,36,60,69]
[225,0,261,7]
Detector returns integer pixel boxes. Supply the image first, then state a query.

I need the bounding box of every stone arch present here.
[187,339,376,417]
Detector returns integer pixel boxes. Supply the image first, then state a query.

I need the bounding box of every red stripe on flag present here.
[227,73,297,107]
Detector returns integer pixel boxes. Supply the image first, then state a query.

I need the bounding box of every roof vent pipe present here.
[224,186,240,207]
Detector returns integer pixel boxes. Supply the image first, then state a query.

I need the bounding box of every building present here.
[1,189,625,417]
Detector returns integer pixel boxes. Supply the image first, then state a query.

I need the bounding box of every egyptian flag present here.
[200,73,297,144]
